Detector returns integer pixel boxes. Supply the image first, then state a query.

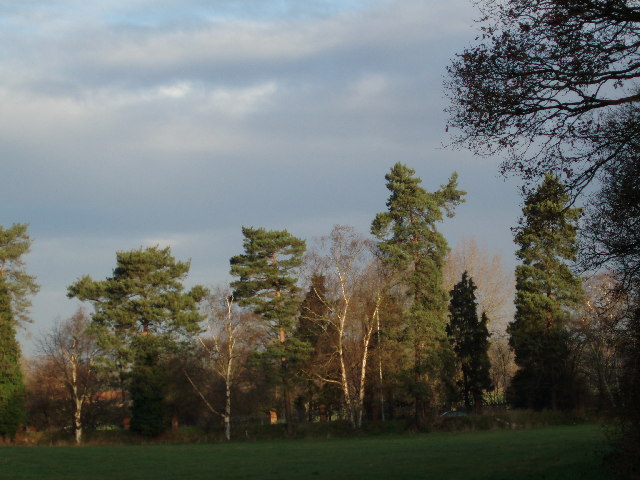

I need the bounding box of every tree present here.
[371,163,465,425]
[295,273,341,422]
[442,239,516,406]
[577,273,628,410]
[185,289,260,440]
[68,245,206,436]
[446,1,640,468]
[0,223,38,439]
[508,175,583,410]
[36,309,101,444]
[447,272,492,412]
[229,227,306,430]
[580,123,640,293]
[443,237,515,329]
[0,280,25,439]
[305,225,387,429]
[0,223,39,324]
[446,0,640,198]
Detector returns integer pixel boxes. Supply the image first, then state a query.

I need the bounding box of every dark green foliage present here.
[508,175,583,410]
[230,227,306,334]
[0,223,37,439]
[68,246,206,435]
[371,163,465,423]
[67,246,206,368]
[0,280,25,438]
[447,272,492,411]
[129,339,167,437]
[0,223,39,324]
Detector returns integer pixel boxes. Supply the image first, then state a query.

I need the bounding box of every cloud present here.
[1,0,521,357]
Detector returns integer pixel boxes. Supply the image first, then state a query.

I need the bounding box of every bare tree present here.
[574,273,628,410]
[36,308,101,444]
[443,237,515,329]
[185,288,260,440]
[305,226,388,429]
[487,332,517,404]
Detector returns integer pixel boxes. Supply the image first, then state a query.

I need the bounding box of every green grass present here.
[0,424,611,480]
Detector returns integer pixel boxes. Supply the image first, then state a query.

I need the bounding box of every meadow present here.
[0,424,611,480]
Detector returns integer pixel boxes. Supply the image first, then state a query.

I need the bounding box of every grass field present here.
[0,424,611,480]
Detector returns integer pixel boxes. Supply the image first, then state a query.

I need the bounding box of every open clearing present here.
[0,424,611,480]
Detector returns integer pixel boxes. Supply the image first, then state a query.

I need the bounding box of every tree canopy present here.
[508,175,583,409]
[0,223,39,324]
[68,246,205,359]
[446,0,640,196]
[230,227,306,336]
[447,271,492,411]
[0,279,25,438]
[371,163,465,423]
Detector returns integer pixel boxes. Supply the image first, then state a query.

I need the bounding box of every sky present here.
[1,0,523,354]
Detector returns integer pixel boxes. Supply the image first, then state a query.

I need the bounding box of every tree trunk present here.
[224,362,232,441]
[414,341,428,429]
[472,391,483,414]
[74,399,83,445]
[70,355,83,445]
[279,326,295,434]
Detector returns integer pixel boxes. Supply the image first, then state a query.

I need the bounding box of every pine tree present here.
[447,272,492,412]
[128,338,167,437]
[68,246,206,436]
[0,223,39,325]
[229,227,306,429]
[0,223,38,439]
[371,163,465,425]
[508,174,583,410]
[0,280,25,438]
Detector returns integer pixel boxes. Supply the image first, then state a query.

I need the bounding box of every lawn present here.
[0,424,611,480]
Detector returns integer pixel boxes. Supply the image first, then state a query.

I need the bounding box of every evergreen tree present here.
[508,174,583,410]
[128,338,167,437]
[447,272,492,412]
[68,246,206,436]
[0,223,39,324]
[0,223,38,439]
[371,163,465,425]
[229,227,306,429]
[0,280,25,438]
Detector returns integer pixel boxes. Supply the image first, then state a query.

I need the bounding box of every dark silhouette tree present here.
[446,1,640,468]
[446,0,640,198]
[447,272,492,412]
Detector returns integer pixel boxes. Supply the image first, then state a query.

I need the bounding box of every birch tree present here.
[306,225,387,429]
[186,290,259,440]
[37,309,101,444]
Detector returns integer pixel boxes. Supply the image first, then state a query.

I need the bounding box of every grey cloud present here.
[1,0,519,354]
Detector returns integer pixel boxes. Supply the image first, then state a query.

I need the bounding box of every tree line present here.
[446,1,640,476]
[0,163,633,446]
